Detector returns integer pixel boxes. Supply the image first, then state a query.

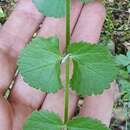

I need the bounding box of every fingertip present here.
[85,0,106,17]
[72,0,106,43]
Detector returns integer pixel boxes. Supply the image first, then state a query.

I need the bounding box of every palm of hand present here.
[0,0,116,130]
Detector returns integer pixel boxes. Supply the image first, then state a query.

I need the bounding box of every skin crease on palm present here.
[0,0,119,130]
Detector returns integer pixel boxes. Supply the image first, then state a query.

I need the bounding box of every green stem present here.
[65,0,71,53]
[64,0,71,124]
[64,58,70,123]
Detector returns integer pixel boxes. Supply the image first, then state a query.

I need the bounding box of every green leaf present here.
[69,42,118,96]
[118,69,129,80]
[127,51,130,61]
[67,117,110,130]
[115,54,130,66]
[119,79,130,92]
[18,37,62,93]
[23,111,63,130]
[80,0,94,3]
[118,79,130,101]
[0,7,5,18]
[127,65,130,73]
[32,0,65,18]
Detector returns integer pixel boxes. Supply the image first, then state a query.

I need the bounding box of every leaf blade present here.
[67,116,110,130]
[115,54,130,66]
[23,111,63,130]
[32,0,65,18]
[80,0,94,3]
[18,37,62,93]
[69,42,119,96]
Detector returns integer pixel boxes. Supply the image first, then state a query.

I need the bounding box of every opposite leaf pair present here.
[18,37,118,96]
[23,111,110,130]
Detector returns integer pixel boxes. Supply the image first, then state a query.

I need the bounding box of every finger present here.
[40,0,83,119]
[0,0,44,129]
[0,0,43,95]
[80,82,119,126]
[72,0,105,43]
[0,96,12,130]
[9,75,45,130]
[72,1,118,126]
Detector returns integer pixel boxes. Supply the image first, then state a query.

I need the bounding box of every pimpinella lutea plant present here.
[18,0,119,130]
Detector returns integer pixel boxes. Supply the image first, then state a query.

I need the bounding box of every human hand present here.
[0,0,118,130]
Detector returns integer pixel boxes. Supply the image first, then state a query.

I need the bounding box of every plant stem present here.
[64,0,71,124]
[64,58,70,123]
[65,0,71,53]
